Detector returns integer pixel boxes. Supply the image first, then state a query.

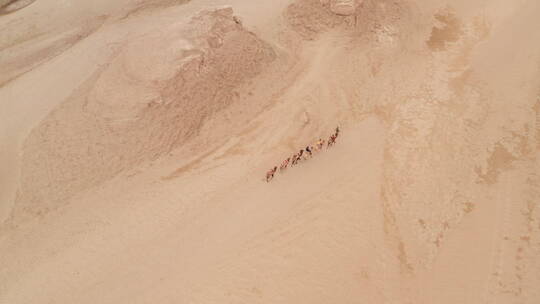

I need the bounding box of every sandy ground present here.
[1,0,539,303]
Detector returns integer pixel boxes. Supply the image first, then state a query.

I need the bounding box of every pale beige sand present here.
[1,0,539,303]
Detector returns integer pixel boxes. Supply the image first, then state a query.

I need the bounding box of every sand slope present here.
[1,0,539,303]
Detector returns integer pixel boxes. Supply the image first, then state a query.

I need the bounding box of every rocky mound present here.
[321,0,360,16]
[286,0,410,41]
[11,7,275,222]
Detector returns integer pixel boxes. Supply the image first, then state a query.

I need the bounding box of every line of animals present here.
[266,126,340,182]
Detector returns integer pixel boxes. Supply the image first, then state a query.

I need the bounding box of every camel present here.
[266,166,277,182]
[280,158,290,171]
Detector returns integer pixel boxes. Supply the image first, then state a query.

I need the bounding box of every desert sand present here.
[1,0,539,303]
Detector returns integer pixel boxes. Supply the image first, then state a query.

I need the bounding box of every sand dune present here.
[0,0,36,15]
[1,0,539,303]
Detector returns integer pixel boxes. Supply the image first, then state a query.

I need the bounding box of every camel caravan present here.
[266,127,340,182]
